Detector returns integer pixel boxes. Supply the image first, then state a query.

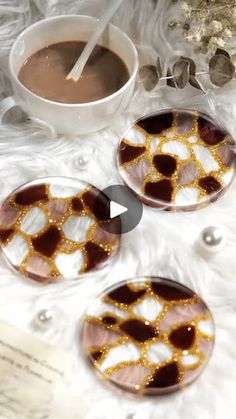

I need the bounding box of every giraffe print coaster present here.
[0,177,120,284]
[118,109,236,211]
[82,277,215,396]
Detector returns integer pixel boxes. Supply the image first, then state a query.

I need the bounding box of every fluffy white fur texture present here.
[0,1,235,418]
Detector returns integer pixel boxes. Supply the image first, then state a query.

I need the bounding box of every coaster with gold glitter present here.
[117,110,236,210]
[82,277,215,395]
[0,177,120,284]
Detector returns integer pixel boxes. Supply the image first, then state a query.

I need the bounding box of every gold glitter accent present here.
[0,182,119,282]
[84,278,215,394]
[118,111,235,211]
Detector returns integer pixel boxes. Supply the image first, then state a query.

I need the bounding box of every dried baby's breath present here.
[170,1,236,56]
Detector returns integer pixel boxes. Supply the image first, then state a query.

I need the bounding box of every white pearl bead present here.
[34,309,54,330]
[195,225,225,257]
[202,226,223,247]
[78,147,96,169]
[78,156,89,168]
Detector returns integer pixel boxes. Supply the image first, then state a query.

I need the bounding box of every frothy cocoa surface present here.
[18,41,129,104]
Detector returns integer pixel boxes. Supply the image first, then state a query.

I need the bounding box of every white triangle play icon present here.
[110,200,128,219]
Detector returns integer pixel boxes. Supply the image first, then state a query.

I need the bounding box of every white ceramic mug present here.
[0,15,138,135]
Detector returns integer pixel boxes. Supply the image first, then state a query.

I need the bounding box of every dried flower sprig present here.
[169,0,236,55]
[139,48,236,93]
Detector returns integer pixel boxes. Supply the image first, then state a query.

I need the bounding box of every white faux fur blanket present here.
[0,1,235,418]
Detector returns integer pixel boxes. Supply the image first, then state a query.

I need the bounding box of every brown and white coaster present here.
[82,277,215,396]
[118,109,236,210]
[0,177,120,284]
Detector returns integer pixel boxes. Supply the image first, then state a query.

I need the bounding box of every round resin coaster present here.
[0,177,120,284]
[118,109,236,210]
[82,277,215,396]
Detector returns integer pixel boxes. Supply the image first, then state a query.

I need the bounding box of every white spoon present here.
[67,0,124,82]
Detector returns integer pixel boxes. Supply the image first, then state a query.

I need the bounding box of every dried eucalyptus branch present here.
[139,57,162,92]
[139,48,236,93]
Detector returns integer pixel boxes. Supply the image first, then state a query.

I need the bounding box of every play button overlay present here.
[110,201,128,218]
[94,185,143,234]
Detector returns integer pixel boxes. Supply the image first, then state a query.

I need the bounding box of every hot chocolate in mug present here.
[0,15,138,135]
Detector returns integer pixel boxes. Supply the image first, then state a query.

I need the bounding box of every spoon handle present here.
[67,0,123,82]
